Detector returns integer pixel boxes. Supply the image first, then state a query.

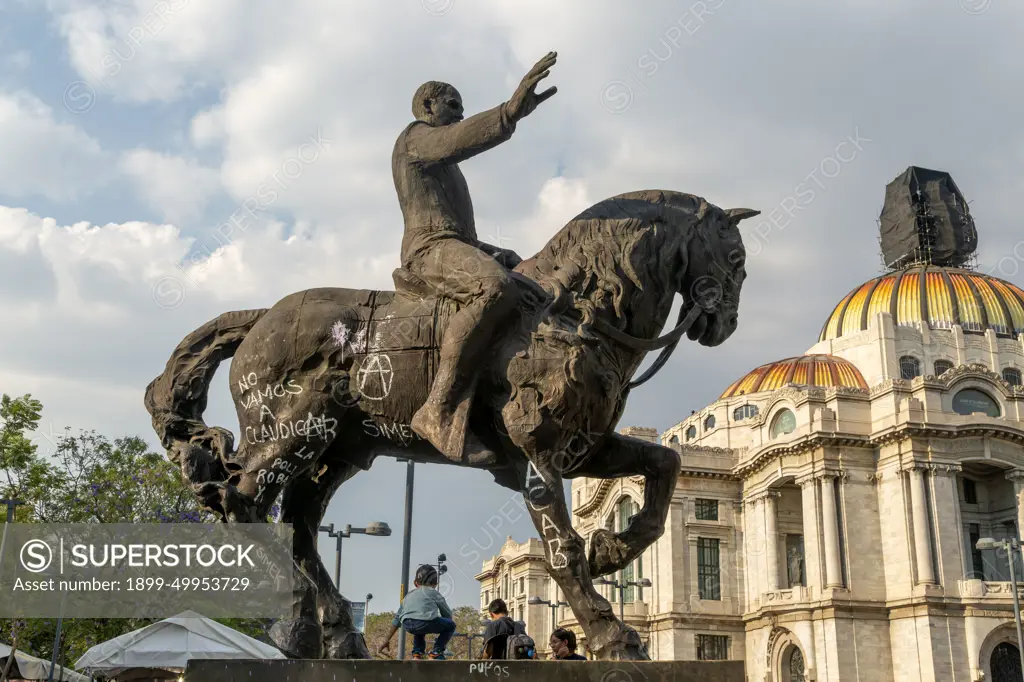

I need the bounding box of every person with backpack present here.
[479,599,535,659]
[378,565,456,660]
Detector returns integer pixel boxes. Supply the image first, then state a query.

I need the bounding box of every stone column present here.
[908,465,936,584]
[764,492,780,591]
[1006,470,1024,541]
[819,474,844,588]
[798,476,822,593]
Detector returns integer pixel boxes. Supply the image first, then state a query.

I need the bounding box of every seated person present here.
[480,598,518,659]
[379,565,455,660]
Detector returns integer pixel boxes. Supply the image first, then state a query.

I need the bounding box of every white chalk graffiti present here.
[524,462,569,568]
[356,354,393,400]
[240,378,303,410]
[331,320,367,359]
[362,418,421,446]
[245,412,338,445]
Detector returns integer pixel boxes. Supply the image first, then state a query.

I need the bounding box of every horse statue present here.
[144,189,755,660]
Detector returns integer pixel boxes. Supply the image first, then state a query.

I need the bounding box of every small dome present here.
[720,354,867,399]
[819,265,1024,342]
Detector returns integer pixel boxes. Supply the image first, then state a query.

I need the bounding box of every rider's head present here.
[413,81,464,126]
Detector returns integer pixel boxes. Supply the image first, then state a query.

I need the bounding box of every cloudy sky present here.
[2,0,1023,611]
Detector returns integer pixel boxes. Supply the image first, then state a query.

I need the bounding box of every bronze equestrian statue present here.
[144,51,757,661]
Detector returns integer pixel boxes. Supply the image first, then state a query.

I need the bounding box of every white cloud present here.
[118,149,220,224]
[8,0,1024,609]
[0,90,107,201]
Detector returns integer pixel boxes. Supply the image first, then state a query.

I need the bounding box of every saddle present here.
[392,268,551,307]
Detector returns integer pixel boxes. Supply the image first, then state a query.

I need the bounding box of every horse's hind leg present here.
[570,433,681,578]
[279,448,370,659]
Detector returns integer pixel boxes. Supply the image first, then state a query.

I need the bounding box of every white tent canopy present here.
[74,611,285,677]
[0,642,90,682]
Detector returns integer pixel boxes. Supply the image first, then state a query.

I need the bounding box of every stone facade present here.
[478,306,1024,680]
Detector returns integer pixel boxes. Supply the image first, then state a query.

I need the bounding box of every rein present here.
[593,303,705,389]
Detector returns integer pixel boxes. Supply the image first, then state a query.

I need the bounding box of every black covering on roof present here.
[879,166,977,269]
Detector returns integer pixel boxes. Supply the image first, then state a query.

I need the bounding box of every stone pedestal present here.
[185,659,746,682]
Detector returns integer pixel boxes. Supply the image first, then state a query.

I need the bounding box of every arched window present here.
[704,414,716,431]
[770,409,796,438]
[1004,368,1023,387]
[899,355,921,380]
[785,646,806,682]
[934,360,954,376]
[686,425,697,441]
[991,642,1022,682]
[952,388,1001,418]
[669,435,680,445]
[733,404,759,421]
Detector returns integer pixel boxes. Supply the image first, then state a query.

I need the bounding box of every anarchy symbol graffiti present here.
[356,353,393,400]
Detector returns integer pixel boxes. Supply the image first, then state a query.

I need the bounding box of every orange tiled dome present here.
[720,354,867,399]
[819,265,1024,342]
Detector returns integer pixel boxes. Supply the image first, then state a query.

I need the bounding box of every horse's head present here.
[525,189,756,348]
[674,199,757,347]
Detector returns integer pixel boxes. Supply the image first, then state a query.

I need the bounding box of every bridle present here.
[594,302,704,389]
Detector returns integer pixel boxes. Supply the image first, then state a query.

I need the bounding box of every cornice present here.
[573,476,645,516]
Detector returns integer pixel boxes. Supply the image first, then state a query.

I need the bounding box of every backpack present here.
[507,621,535,660]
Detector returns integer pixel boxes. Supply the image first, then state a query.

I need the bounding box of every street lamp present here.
[977,537,1024,673]
[318,521,393,587]
[436,553,448,577]
[594,577,652,622]
[528,596,569,632]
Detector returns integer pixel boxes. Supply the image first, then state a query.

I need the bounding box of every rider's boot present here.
[411,285,515,463]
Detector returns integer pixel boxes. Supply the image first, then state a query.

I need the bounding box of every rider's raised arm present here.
[405,103,517,166]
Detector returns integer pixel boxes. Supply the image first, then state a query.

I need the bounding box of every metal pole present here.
[334,534,342,588]
[47,592,67,682]
[618,582,625,623]
[1009,540,1024,675]
[0,500,26,609]
[397,459,415,660]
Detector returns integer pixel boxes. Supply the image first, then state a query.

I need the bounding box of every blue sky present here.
[2,0,1023,612]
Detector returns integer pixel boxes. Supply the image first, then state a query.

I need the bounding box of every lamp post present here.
[528,596,569,632]
[594,577,652,622]
[977,537,1024,673]
[396,458,416,660]
[318,521,392,587]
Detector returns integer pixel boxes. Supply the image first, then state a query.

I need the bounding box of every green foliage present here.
[0,393,265,670]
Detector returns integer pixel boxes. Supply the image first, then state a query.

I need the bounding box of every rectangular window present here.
[786,534,806,587]
[696,634,729,661]
[697,538,721,600]
[695,498,719,521]
[963,478,978,504]
[969,523,985,579]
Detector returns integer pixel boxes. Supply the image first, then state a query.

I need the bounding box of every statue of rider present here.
[392,52,557,463]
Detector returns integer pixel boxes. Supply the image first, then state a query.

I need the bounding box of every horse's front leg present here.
[570,433,681,578]
[521,460,648,660]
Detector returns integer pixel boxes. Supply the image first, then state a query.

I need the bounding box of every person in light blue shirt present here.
[379,564,455,659]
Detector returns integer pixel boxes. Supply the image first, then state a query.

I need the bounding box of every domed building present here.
[479,168,1024,680]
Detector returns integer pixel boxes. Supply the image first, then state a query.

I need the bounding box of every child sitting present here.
[379,565,455,660]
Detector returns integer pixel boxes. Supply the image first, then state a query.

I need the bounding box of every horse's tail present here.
[144,309,269,490]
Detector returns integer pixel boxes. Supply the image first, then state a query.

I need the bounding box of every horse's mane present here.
[522,189,710,332]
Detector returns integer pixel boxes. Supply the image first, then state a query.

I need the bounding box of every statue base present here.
[185,659,745,681]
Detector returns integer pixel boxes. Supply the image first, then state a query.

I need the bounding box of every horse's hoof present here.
[588,528,631,577]
[324,627,371,659]
[270,617,323,659]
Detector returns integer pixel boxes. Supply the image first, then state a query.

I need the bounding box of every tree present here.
[0,394,272,666]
